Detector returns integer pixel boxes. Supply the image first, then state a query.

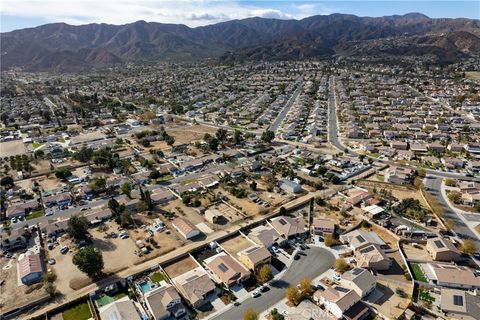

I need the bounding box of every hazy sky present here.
[1,0,479,32]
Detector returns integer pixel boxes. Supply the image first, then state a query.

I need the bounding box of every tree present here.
[257,265,273,283]
[54,168,72,181]
[285,286,302,306]
[448,191,461,204]
[445,179,457,187]
[279,206,287,215]
[269,308,285,320]
[243,308,258,320]
[165,135,175,146]
[330,175,341,184]
[460,239,477,255]
[0,176,14,187]
[334,258,348,273]
[324,234,334,247]
[121,182,132,198]
[298,278,313,296]
[67,215,89,240]
[233,129,243,145]
[316,165,327,176]
[44,282,56,297]
[90,177,107,193]
[75,147,94,163]
[149,169,161,179]
[475,203,480,213]
[72,246,104,278]
[0,112,9,126]
[108,198,120,217]
[250,181,257,191]
[216,128,228,142]
[261,130,275,143]
[42,110,52,122]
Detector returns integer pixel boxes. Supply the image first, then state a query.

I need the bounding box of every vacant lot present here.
[0,140,27,157]
[212,203,244,223]
[465,71,480,80]
[216,186,262,216]
[70,130,106,145]
[163,256,199,279]
[220,234,255,256]
[371,279,412,319]
[402,243,431,261]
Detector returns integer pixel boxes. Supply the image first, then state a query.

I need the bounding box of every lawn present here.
[27,210,44,220]
[156,175,173,183]
[96,292,127,308]
[32,142,45,149]
[62,302,91,320]
[410,263,428,283]
[150,272,166,283]
[419,290,435,302]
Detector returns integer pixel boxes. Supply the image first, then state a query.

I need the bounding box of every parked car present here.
[119,231,129,239]
[251,291,261,298]
[48,258,56,265]
[60,246,69,254]
[333,273,341,281]
[260,285,269,292]
[294,254,300,260]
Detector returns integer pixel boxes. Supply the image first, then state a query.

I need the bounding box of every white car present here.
[251,291,261,298]
[119,232,129,239]
[45,210,54,216]
[333,273,341,281]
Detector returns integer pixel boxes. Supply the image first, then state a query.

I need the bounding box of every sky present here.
[1,0,479,32]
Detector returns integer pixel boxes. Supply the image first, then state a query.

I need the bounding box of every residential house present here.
[270,215,307,240]
[0,228,29,251]
[144,284,186,320]
[172,218,201,239]
[440,288,480,320]
[421,263,480,290]
[384,166,416,185]
[314,286,369,320]
[426,237,461,262]
[355,243,392,271]
[6,200,40,218]
[340,229,386,251]
[278,179,302,193]
[99,296,141,320]
[172,267,216,308]
[204,252,250,287]
[150,188,176,205]
[237,245,271,271]
[311,218,336,236]
[248,225,284,249]
[340,268,376,298]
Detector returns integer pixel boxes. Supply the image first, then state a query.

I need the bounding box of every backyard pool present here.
[139,280,153,293]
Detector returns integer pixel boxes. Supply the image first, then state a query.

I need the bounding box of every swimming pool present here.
[139,281,153,293]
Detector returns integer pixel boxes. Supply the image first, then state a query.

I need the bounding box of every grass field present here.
[411,263,428,283]
[62,302,91,320]
[150,272,166,283]
[419,290,435,302]
[26,210,44,220]
[32,142,44,149]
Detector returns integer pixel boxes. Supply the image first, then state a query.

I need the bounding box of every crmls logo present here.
[286,308,330,319]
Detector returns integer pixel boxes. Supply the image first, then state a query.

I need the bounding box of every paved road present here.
[425,175,480,247]
[327,76,353,155]
[269,79,303,133]
[210,247,335,320]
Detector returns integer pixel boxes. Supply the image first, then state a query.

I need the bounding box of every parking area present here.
[163,256,199,279]
[219,234,255,256]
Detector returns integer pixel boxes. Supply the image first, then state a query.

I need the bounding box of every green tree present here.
[261,130,275,143]
[108,198,120,217]
[72,246,104,278]
[233,129,243,145]
[216,128,228,142]
[165,135,175,146]
[250,181,257,191]
[67,215,89,240]
[121,182,132,198]
[54,168,72,181]
[90,177,106,193]
[74,147,94,163]
[257,265,273,283]
[279,206,287,215]
[269,308,285,320]
[448,191,461,204]
[0,176,14,187]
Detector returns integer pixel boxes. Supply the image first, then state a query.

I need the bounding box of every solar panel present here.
[279,219,287,226]
[359,246,375,254]
[355,235,366,243]
[335,286,350,293]
[453,295,463,306]
[218,263,229,273]
[352,268,363,275]
[434,240,445,248]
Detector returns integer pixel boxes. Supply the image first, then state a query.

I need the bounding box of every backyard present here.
[410,263,428,283]
[62,302,91,320]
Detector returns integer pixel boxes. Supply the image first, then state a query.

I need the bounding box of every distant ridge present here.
[1,13,479,71]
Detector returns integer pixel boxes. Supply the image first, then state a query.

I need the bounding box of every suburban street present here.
[210,247,335,320]
[425,175,480,247]
[269,79,303,133]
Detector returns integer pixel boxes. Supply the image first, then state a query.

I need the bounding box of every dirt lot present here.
[371,279,412,319]
[167,124,217,145]
[216,186,264,216]
[0,140,28,157]
[36,175,66,192]
[163,256,199,279]
[402,242,431,261]
[220,234,255,256]
[70,130,106,145]
[162,199,210,226]
[211,203,244,223]
[0,256,48,314]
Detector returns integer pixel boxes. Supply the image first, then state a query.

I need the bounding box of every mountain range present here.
[1,13,479,71]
